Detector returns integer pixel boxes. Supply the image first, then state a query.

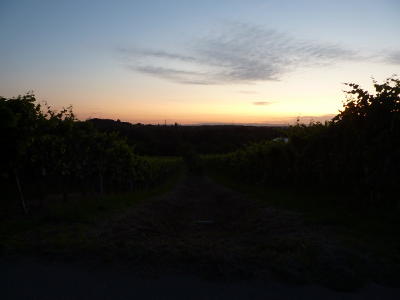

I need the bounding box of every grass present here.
[206,169,400,265]
[0,167,183,256]
[205,169,400,288]
[2,165,399,288]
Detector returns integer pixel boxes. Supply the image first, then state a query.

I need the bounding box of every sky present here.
[1,0,399,124]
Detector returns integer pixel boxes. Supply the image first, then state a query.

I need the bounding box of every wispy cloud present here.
[120,22,365,85]
[384,51,400,65]
[253,101,274,106]
[129,65,211,85]
[119,48,197,63]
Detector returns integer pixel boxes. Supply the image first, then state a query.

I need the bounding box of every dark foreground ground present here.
[2,257,400,300]
[1,174,400,299]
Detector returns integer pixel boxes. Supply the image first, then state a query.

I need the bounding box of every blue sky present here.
[1,0,399,124]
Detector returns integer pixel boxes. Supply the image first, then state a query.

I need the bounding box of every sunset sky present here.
[1,0,399,124]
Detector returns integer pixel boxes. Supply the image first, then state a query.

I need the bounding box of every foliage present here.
[205,77,400,208]
[0,94,182,216]
[88,119,283,156]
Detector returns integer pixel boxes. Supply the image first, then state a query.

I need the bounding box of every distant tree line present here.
[206,77,400,208]
[87,119,284,156]
[0,94,181,216]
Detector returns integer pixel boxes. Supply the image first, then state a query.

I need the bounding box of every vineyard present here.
[205,77,400,210]
[3,1,400,296]
[0,94,182,217]
[1,78,400,292]
[1,77,399,217]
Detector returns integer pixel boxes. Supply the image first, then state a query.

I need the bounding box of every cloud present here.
[119,48,197,63]
[384,51,400,64]
[120,22,362,85]
[253,101,274,105]
[129,65,212,85]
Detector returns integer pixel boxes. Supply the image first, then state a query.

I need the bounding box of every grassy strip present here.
[0,166,183,256]
[206,168,400,261]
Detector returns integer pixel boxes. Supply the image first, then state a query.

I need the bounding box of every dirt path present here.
[91,174,394,290]
[2,174,400,299]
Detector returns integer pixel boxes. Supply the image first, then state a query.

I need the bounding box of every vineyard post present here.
[13,168,29,215]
